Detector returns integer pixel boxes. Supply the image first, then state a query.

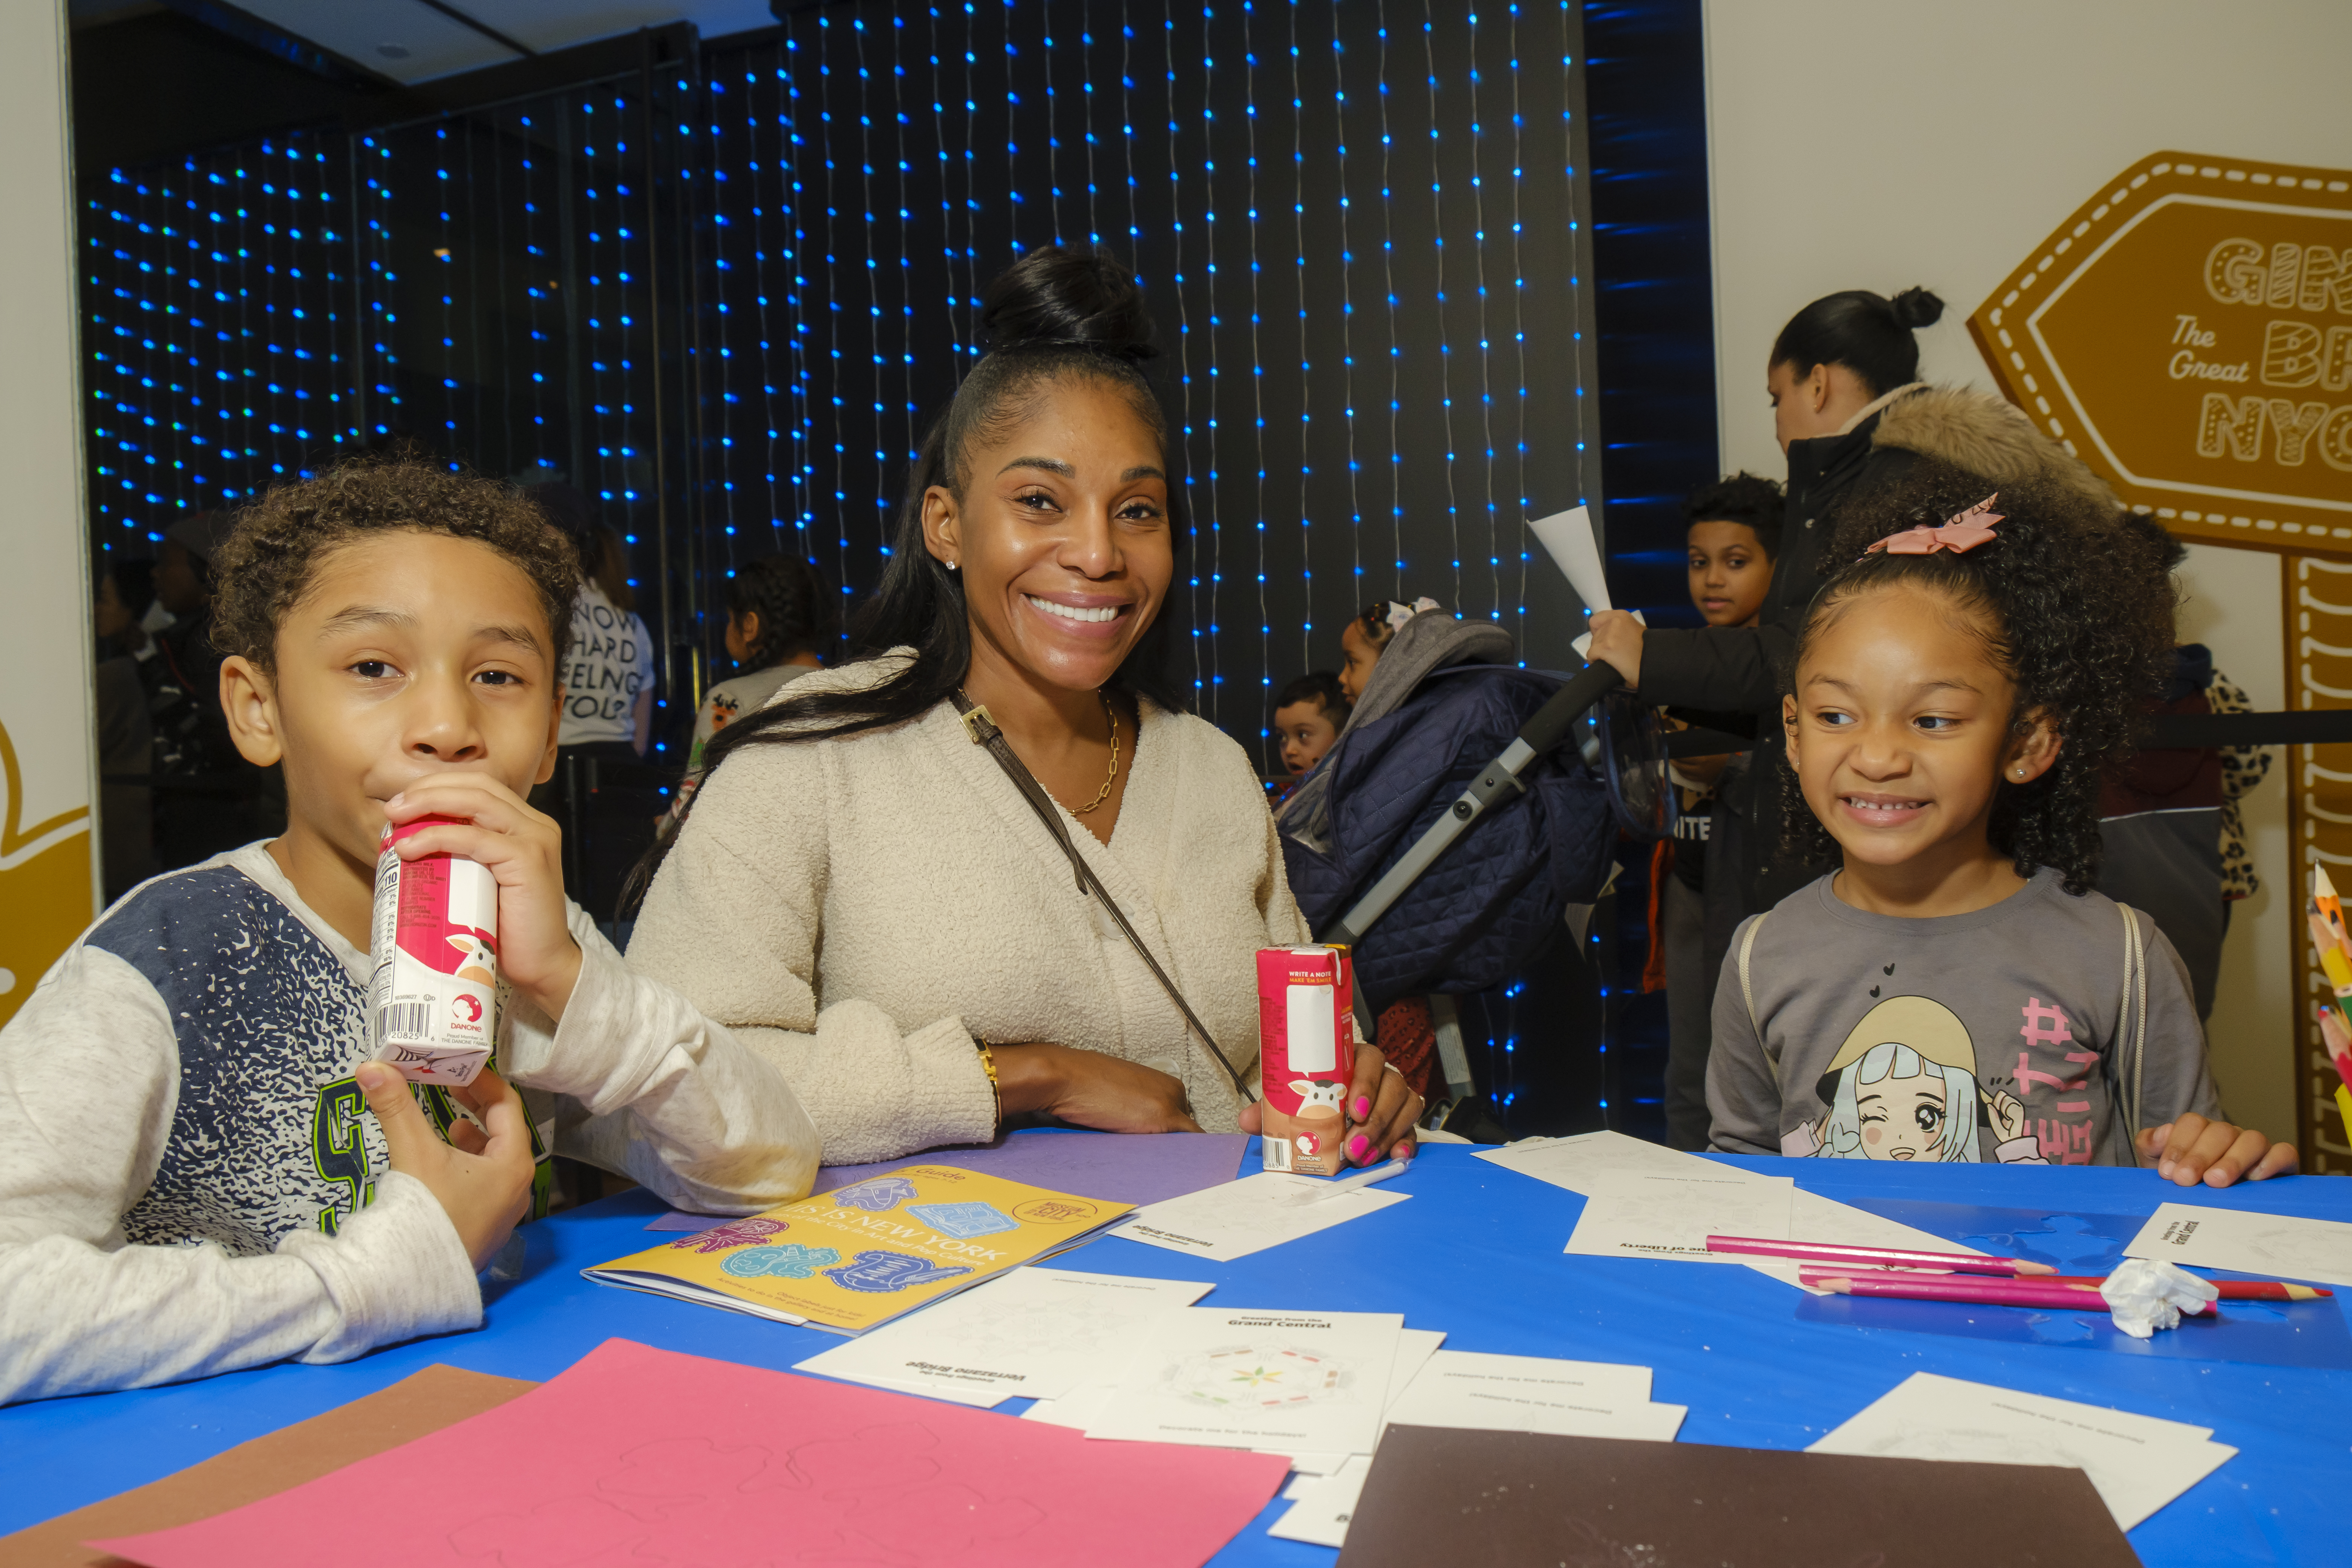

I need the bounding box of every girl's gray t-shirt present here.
[1706,868,2220,1167]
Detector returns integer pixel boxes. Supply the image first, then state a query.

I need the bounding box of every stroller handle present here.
[1320,660,1626,953]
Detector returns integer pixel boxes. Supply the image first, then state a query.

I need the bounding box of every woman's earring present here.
[947,560,960,571]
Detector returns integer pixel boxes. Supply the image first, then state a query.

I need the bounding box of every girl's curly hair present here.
[211,459,583,675]
[1781,460,2176,894]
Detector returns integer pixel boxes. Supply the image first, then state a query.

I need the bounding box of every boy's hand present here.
[386,777,582,1020]
[2138,1114,2299,1187]
[1586,609,1644,689]
[357,1062,535,1272]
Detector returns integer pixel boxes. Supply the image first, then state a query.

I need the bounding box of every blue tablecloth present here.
[6,1142,2349,1565]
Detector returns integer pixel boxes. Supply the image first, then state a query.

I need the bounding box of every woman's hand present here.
[1340,1041,1423,1165]
[990,1042,1205,1133]
[2137,1115,2298,1187]
[1586,609,1645,689]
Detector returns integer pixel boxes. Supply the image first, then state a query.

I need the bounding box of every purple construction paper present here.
[644,1131,1248,1231]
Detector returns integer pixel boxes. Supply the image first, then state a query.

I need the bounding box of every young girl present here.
[661,554,836,834]
[1337,596,1441,704]
[1706,462,2296,1186]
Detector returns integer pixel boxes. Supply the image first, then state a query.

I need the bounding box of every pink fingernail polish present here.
[1354,1096,1372,1120]
[1348,1135,1370,1161]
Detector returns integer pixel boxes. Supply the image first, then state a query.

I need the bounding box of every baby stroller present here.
[1276,614,1668,1134]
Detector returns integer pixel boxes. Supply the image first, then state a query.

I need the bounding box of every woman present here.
[1586,285,2116,926]
[629,245,1424,1165]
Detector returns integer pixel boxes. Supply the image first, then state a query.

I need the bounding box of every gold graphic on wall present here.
[0,718,92,1028]
[1969,153,2352,556]
[2289,556,2352,1174]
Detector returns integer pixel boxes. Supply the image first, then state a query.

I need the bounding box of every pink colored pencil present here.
[1801,1268,2215,1315]
[1705,1235,2054,1276]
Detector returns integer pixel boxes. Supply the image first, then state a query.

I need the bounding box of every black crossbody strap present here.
[950,692,1256,1104]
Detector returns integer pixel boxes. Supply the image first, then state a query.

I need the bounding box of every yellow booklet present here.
[582,1164,1133,1335]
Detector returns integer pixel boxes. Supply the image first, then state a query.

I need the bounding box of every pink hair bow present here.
[1864,494,2004,558]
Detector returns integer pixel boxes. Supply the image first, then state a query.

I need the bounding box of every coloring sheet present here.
[1279,1327,1447,1475]
[1563,1171,1795,1263]
[793,1266,1214,1405]
[90,1338,1292,1568]
[1116,1171,1410,1262]
[1266,1454,1374,1548]
[1808,1371,2234,1531]
[1085,1308,1406,1459]
[1381,1349,1663,1438]
[1473,1129,1714,1196]
[2124,1202,2352,1289]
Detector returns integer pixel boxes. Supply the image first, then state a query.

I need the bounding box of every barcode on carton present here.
[375,1002,432,1046]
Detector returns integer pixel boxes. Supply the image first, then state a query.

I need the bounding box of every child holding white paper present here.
[0,462,821,1405]
[1707,464,2295,1187]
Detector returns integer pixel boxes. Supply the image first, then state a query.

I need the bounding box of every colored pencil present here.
[1704,1236,2054,1275]
[1800,1270,2216,1315]
[1283,1157,1411,1206]
[2316,867,2347,937]
[2038,1275,2330,1301]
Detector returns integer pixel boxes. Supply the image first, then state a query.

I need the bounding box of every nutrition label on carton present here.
[366,821,500,1085]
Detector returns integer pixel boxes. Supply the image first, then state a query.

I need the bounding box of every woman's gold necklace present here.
[1069,689,1121,815]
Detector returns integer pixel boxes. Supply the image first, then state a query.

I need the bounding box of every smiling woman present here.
[628,246,1423,1167]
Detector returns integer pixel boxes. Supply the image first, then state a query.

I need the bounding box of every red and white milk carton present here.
[367,818,499,1085]
[1257,944,1356,1176]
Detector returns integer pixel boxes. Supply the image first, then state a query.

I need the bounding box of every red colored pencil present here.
[1800,1269,2215,1315]
[1706,1235,2053,1276]
[2039,1275,2331,1301]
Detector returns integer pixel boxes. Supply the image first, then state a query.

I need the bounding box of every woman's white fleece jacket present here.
[628,655,1311,1164]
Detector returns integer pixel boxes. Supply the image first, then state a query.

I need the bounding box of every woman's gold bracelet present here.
[975,1038,1002,1132]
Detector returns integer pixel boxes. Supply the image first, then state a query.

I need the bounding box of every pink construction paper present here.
[92,1338,1288,1568]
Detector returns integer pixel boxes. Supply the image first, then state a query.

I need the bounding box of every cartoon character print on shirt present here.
[1782,995,2046,1164]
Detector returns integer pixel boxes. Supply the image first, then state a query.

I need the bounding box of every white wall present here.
[0,0,96,1024]
[1703,0,2352,1140]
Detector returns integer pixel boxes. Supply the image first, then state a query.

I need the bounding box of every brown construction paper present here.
[0,1364,535,1568]
[1336,1426,2141,1568]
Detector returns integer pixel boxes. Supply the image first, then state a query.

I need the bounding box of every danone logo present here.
[1968,153,2352,552]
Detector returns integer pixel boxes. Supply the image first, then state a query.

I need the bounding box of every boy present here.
[1662,473,1781,1150]
[1272,671,1351,785]
[0,462,820,1405]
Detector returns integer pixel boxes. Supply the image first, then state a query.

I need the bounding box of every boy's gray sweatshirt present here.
[1706,869,2222,1167]
[0,843,821,1405]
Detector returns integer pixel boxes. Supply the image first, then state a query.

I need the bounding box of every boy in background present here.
[0,461,819,1406]
[1661,473,1781,1150]
[1272,672,1351,801]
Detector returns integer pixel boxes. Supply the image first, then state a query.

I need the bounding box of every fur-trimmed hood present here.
[1870,384,2119,514]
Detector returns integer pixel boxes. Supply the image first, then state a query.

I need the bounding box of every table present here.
[6,1142,2349,1565]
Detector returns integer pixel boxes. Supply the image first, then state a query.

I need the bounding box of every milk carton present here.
[366,818,499,1085]
[1257,945,1356,1176]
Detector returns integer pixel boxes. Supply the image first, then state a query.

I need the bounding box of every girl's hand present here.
[1586,610,1645,689]
[2137,1114,2299,1187]
[991,1043,1205,1133]
[357,1062,536,1271]
[384,777,583,1021]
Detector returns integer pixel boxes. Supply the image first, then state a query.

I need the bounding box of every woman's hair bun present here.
[1889,286,1946,331]
[978,243,1161,362]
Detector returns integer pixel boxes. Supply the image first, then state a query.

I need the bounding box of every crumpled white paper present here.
[2099,1257,2220,1338]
